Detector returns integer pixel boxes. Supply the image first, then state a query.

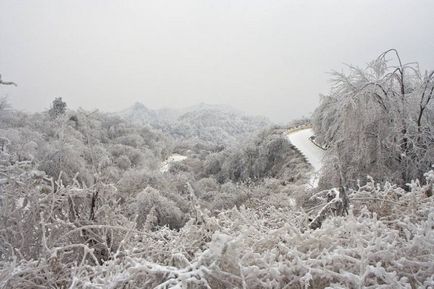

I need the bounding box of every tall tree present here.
[48,97,67,119]
[313,50,434,188]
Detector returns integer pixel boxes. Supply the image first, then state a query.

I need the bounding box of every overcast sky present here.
[1,0,434,123]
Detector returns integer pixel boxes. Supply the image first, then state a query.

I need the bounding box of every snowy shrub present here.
[206,128,309,184]
[193,177,220,196]
[76,172,432,289]
[38,145,93,186]
[115,134,144,148]
[2,95,432,288]
[206,182,249,211]
[117,169,154,195]
[134,187,185,230]
[115,155,131,170]
[1,119,434,288]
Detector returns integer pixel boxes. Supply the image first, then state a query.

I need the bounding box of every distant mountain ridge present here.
[117,102,271,145]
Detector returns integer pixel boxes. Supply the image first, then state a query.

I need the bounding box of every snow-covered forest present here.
[1,50,433,288]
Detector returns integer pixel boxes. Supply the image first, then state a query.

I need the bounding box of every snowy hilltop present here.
[118,102,271,145]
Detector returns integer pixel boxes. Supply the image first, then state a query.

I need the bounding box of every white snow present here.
[160,154,187,173]
[287,128,325,187]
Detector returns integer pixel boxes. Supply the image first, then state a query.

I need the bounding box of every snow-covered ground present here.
[287,128,325,187]
[160,154,187,173]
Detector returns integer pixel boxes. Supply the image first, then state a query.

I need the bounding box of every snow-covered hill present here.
[118,102,271,145]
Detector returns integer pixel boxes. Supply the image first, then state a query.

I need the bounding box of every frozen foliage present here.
[313,50,434,188]
[0,100,312,288]
[0,105,171,187]
[1,102,432,288]
[2,51,433,288]
[1,148,433,288]
[202,127,310,184]
[119,102,271,146]
[160,154,188,173]
[170,108,270,145]
[48,97,67,119]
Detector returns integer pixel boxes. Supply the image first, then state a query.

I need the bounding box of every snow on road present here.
[287,128,325,187]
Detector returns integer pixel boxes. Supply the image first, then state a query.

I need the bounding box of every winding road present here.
[287,127,325,187]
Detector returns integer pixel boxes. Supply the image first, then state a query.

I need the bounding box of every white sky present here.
[1,0,434,123]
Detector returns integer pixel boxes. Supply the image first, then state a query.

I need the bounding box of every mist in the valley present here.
[1,0,434,123]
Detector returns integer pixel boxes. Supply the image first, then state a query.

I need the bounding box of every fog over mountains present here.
[118,102,271,145]
[1,51,434,288]
[1,0,434,286]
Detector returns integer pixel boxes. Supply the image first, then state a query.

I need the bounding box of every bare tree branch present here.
[0,74,17,86]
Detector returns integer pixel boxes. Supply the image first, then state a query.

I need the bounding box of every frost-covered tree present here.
[48,97,67,119]
[204,127,308,184]
[313,50,434,188]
